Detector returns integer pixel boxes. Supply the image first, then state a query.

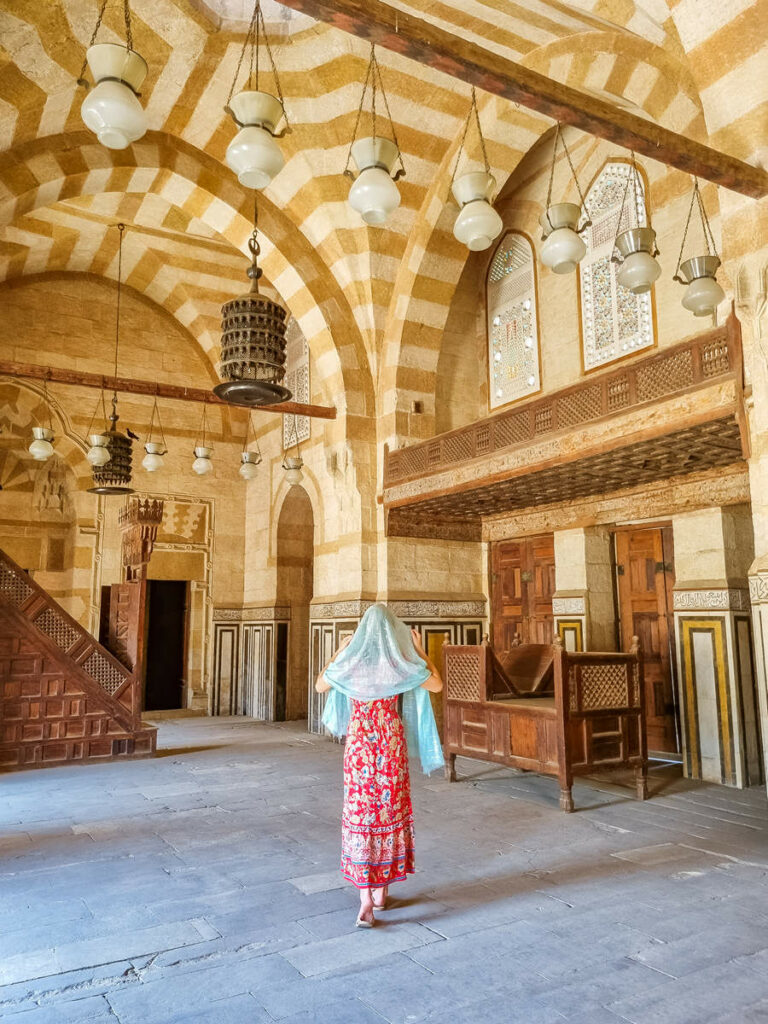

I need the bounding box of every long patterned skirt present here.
[341,695,415,889]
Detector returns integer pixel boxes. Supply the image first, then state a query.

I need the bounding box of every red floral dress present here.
[341,696,415,889]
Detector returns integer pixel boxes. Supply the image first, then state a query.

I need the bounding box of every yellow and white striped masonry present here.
[0,2,764,560]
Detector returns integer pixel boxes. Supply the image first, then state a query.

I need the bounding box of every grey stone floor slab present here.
[1,716,767,1023]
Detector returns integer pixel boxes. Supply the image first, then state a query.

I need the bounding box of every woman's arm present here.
[315,634,353,692]
[411,629,443,693]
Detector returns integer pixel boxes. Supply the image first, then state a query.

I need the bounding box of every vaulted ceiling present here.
[0,0,762,426]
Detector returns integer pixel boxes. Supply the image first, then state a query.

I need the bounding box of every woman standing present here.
[316,603,444,927]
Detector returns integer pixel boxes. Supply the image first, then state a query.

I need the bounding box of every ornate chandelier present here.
[214,196,291,407]
[78,0,148,151]
[88,224,134,494]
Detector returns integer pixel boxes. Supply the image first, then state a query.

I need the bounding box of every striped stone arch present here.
[0,132,376,425]
[380,27,713,448]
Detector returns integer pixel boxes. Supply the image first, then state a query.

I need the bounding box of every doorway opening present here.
[144,580,188,711]
[491,534,556,649]
[275,487,314,722]
[614,525,681,760]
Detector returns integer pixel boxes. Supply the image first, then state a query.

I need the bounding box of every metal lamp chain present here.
[451,87,488,185]
[227,0,259,108]
[113,223,125,402]
[673,178,719,281]
[373,49,405,176]
[344,50,375,176]
[77,0,112,85]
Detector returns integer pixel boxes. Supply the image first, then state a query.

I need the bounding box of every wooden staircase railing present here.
[0,548,156,771]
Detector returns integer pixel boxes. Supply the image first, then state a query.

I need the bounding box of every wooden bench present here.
[442,636,648,811]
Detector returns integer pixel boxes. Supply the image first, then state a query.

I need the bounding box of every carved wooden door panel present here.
[615,527,679,755]
[492,536,555,650]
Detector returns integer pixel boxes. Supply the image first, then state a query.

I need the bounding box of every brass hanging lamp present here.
[89,223,135,494]
[214,195,290,407]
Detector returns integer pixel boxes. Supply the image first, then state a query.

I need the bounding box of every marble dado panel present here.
[673,589,751,612]
[385,379,740,506]
[483,465,748,541]
[552,596,586,615]
[214,606,290,622]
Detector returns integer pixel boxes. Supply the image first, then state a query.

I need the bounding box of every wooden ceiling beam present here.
[278,0,768,200]
[0,361,336,420]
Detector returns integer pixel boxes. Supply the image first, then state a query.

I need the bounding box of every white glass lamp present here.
[679,256,725,317]
[29,426,54,462]
[192,445,213,475]
[283,455,304,485]
[239,450,261,480]
[540,203,587,274]
[452,172,503,252]
[615,227,661,294]
[80,43,148,150]
[86,433,111,467]
[142,441,166,472]
[226,90,285,189]
[348,138,401,225]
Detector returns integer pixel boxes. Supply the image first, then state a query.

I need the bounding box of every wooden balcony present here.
[383,315,748,540]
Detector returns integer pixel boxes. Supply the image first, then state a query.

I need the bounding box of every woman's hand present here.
[411,628,426,655]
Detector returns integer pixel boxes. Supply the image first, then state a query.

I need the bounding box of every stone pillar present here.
[553,527,615,652]
[672,506,761,787]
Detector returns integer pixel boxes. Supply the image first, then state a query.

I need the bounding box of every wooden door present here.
[492,536,555,650]
[615,527,680,756]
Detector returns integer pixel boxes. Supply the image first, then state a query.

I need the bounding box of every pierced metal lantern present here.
[214,223,291,407]
[88,398,134,494]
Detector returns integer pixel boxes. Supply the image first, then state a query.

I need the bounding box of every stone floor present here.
[1,717,768,1024]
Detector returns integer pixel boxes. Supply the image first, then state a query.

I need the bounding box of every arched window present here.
[487,232,540,410]
[579,161,655,371]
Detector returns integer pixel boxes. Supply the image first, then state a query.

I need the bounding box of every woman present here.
[316,603,444,927]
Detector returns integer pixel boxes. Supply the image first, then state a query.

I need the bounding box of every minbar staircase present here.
[0,548,156,772]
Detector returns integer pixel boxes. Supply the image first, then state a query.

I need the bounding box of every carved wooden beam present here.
[0,361,336,420]
[278,0,768,200]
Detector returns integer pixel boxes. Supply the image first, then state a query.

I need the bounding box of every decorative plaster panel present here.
[673,589,751,612]
[552,596,586,615]
[214,606,291,622]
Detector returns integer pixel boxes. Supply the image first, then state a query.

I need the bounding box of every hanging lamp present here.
[224,0,288,190]
[539,123,591,274]
[84,386,112,468]
[611,154,661,295]
[192,402,213,475]
[78,0,148,151]
[142,393,168,471]
[88,224,135,494]
[239,412,263,480]
[215,194,290,407]
[344,44,405,226]
[450,88,503,252]
[282,414,304,485]
[673,177,725,318]
[28,377,55,462]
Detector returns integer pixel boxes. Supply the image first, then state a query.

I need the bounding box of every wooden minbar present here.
[442,636,648,811]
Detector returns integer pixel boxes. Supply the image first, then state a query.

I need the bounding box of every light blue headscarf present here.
[321,603,444,775]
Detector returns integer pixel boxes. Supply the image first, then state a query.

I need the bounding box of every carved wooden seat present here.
[442,636,648,811]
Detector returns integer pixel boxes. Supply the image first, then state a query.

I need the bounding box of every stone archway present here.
[275,486,315,722]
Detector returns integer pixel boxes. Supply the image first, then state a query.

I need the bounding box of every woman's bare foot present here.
[357,889,375,925]
[372,885,388,910]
